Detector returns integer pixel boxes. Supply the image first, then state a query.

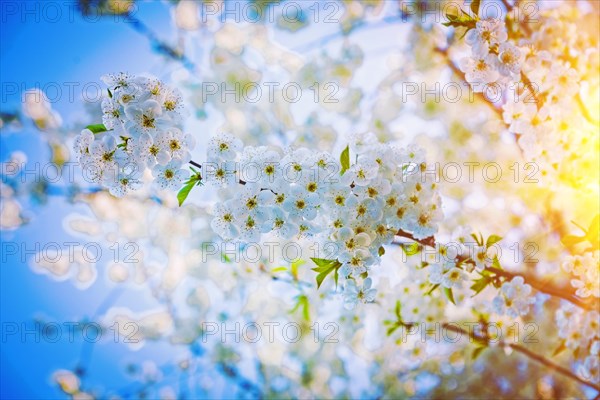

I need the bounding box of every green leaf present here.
[177,181,196,207]
[340,145,350,175]
[271,266,288,273]
[107,88,113,98]
[470,0,481,15]
[492,255,502,270]
[310,258,338,271]
[290,259,304,280]
[472,346,485,360]
[470,233,483,246]
[178,170,203,206]
[587,215,599,249]
[486,235,503,248]
[401,242,420,256]
[442,7,476,28]
[302,300,310,321]
[394,300,402,319]
[552,340,567,357]
[310,258,342,289]
[86,124,108,134]
[470,275,492,296]
[561,234,586,248]
[315,270,328,289]
[290,295,310,321]
[444,287,456,305]
[426,283,440,295]
[445,6,461,21]
[378,246,386,257]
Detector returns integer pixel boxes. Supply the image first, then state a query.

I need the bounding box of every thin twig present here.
[500,0,515,13]
[189,160,202,169]
[394,230,598,312]
[443,323,600,392]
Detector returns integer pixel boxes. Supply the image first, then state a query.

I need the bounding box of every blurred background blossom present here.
[1,0,599,399]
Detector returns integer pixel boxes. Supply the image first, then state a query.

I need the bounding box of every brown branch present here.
[394,230,598,312]
[515,0,533,36]
[500,0,514,13]
[443,323,600,392]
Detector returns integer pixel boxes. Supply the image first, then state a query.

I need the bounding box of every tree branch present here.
[443,323,600,392]
[394,230,598,312]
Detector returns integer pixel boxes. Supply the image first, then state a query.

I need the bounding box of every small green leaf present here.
[486,235,503,248]
[445,6,460,21]
[470,233,483,246]
[552,340,567,357]
[426,283,440,295]
[472,346,485,360]
[378,246,385,257]
[470,0,481,16]
[86,124,108,134]
[290,259,304,280]
[311,258,338,271]
[302,300,310,321]
[340,145,350,175]
[470,275,492,296]
[271,266,288,273]
[587,215,599,249]
[177,181,195,206]
[290,295,310,321]
[107,88,113,98]
[444,287,456,305]
[394,300,402,319]
[561,234,586,248]
[178,170,203,206]
[386,325,399,336]
[401,242,420,256]
[310,258,342,289]
[442,7,476,28]
[492,255,502,270]
[315,270,329,289]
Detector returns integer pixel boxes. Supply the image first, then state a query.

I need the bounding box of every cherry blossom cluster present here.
[491,276,535,318]
[460,18,519,92]
[207,132,442,293]
[556,302,600,383]
[73,73,194,197]
[459,11,598,187]
[561,251,600,299]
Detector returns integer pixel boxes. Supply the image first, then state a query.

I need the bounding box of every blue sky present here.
[0,3,185,398]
